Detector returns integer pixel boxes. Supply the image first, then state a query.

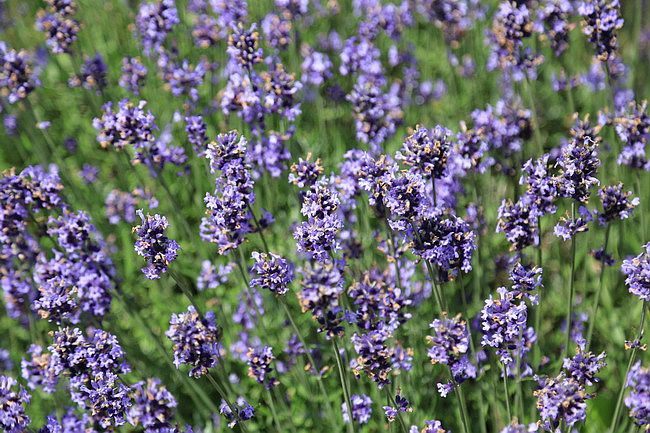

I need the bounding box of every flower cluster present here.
[128,378,178,433]
[578,0,624,61]
[0,42,39,104]
[342,393,373,425]
[250,252,294,295]
[133,210,180,279]
[246,345,278,389]
[622,243,650,301]
[626,361,650,429]
[0,375,30,433]
[36,0,79,54]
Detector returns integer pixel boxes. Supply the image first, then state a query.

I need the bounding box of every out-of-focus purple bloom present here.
[120,57,148,95]
[578,0,623,61]
[39,408,95,433]
[79,164,98,184]
[93,99,157,151]
[105,189,137,224]
[136,0,179,55]
[622,243,650,302]
[36,10,79,54]
[21,344,57,393]
[0,375,30,433]
[421,420,449,432]
[615,101,649,170]
[262,13,292,50]
[0,43,40,104]
[166,306,221,377]
[184,115,207,156]
[626,361,650,429]
[128,378,177,433]
[289,154,323,189]
[219,397,254,428]
[158,55,208,102]
[419,0,483,45]
[342,393,372,425]
[535,0,574,56]
[0,349,11,372]
[192,14,220,48]
[250,252,294,295]
[133,210,180,279]
[301,49,332,86]
[261,62,302,121]
[197,260,233,291]
[68,53,107,93]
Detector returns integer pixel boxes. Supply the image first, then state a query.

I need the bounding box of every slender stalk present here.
[156,173,193,239]
[247,202,270,252]
[586,223,611,350]
[332,339,355,433]
[564,202,577,355]
[169,270,203,315]
[279,297,336,420]
[636,172,647,242]
[386,390,409,433]
[206,374,248,433]
[453,380,471,433]
[609,302,647,433]
[265,388,283,432]
[523,77,544,158]
[534,215,543,364]
[502,363,512,422]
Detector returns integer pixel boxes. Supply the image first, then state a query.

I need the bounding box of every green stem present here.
[265,388,283,432]
[586,223,611,350]
[502,364,512,423]
[565,202,577,355]
[333,339,355,433]
[453,380,471,433]
[386,390,409,433]
[610,301,647,433]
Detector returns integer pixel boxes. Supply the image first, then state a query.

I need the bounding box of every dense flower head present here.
[563,350,606,386]
[184,115,207,156]
[578,0,623,61]
[348,269,411,332]
[165,306,221,377]
[534,373,590,430]
[120,57,148,95]
[298,260,345,338]
[342,393,372,425]
[289,153,323,189]
[246,345,278,388]
[206,130,247,173]
[133,210,179,279]
[158,55,208,102]
[420,419,450,433]
[36,10,79,54]
[68,53,108,92]
[420,0,482,46]
[480,287,528,364]
[384,170,427,231]
[261,13,292,50]
[351,326,396,388]
[520,155,558,216]
[250,251,294,295]
[339,36,382,77]
[553,205,593,241]
[197,260,232,291]
[227,23,263,70]
[261,62,302,121]
[0,374,31,433]
[496,195,539,251]
[596,183,639,224]
[396,125,452,179]
[509,262,543,304]
[622,243,650,301]
[556,116,601,202]
[412,209,476,280]
[0,42,40,104]
[136,0,179,54]
[93,99,158,151]
[427,313,470,366]
[128,378,177,433]
[105,189,137,224]
[74,370,132,428]
[192,13,220,48]
[626,361,650,429]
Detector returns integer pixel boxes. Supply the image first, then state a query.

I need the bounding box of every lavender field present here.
[0,0,649,432]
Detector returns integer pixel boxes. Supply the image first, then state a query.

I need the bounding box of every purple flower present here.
[534,373,590,430]
[219,397,254,428]
[536,0,574,56]
[261,62,302,121]
[128,378,177,433]
[166,306,221,377]
[563,350,606,386]
[197,260,232,291]
[68,53,107,93]
[79,164,98,184]
[383,393,411,422]
[21,344,58,393]
[520,155,558,216]
[301,49,332,86]
[136,0,179,55]
[509,262,543,305]
[615,101,649,170]
[351,326,396,388]
[0,43,40,104]
[421,420,449,432]
[289,154,324,189]
[496,195,539,251]
[133,211,179,279]
[262,13,292,50]
[298,260,345,338]
[250,252,294,295]
[553,205,593,241]
[626,361,650,429]
[480,287,528,365]
[0,375,30,433]
[342,394,372,425]
[120,57,148,95]
[93,99,158,151]
[158,55,208,102]
[556,116,601,203]
[596,183,639,225]
[622,243,650,301]
[396,125,452,179]
[227,23,263,70]
[36,11,79,54]
[184,115,207,156]
[105,189,137,224]
[40,408,95,433]
[246,345,278,388]
[578,0,623,61]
